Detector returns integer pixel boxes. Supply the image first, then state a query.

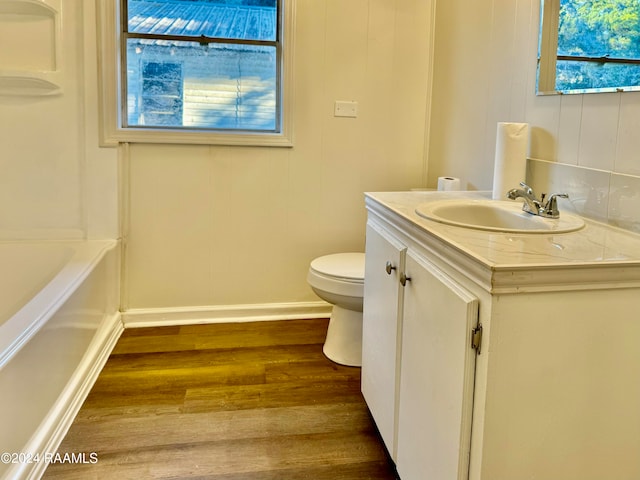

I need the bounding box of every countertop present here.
[365,191,640,293]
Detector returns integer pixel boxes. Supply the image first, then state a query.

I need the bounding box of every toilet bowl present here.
[307,253,365,367]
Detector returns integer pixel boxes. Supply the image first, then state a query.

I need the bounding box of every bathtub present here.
[0,239,121,480]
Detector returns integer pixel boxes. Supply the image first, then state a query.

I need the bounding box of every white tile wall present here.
[556,95,582,166]
[616,94,640,176]
[528,160,640,234]
[577,94,619,171]
[527,159,611,223]
[609,173,640,232]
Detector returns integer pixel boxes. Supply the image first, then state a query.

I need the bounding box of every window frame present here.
[97,0,295,147]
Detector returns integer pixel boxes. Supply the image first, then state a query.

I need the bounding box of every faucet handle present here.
[542,193,569,218]
[519,182,534,195]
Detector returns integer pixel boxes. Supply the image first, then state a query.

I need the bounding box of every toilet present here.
[307,253,365,367]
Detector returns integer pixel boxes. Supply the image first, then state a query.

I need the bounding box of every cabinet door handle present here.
[385,261,396,275]
[400,272,411,286]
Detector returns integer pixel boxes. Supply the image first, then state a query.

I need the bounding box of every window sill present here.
[100,127,294,148]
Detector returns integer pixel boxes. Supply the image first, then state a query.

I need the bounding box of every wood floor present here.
[43,318,398,479]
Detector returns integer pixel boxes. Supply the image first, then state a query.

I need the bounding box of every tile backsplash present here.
[527,159,640,234]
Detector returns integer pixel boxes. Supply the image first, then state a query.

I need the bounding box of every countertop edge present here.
[365,191,640,294]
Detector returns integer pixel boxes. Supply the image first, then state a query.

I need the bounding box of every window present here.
[98,0,294,146]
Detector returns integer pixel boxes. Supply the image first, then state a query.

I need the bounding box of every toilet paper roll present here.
[437,176,461,191]
[492,122,528,200]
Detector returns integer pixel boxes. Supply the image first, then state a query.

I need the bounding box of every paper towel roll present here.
[437,176,461,191]
[492,122,528,200]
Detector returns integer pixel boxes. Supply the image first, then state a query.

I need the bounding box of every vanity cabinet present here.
[362,191,640,480]
[362,219,479,479]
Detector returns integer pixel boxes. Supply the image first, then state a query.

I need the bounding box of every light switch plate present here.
[334,100,358,118]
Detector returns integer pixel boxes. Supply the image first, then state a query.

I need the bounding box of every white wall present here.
[0,1,118,240]
[122,0,435,311]
[428,0,640,233]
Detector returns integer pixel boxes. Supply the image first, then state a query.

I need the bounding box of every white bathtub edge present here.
[121,301,332,328]
[0,240,118,370]
[5,312,123,480]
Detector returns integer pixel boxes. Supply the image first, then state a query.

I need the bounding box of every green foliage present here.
[557,0,640,90]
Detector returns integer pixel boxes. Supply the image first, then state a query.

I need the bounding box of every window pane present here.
[556,60,640,91]
[128,0,277,42]
[558,0,640,59]
[126,39,277,131]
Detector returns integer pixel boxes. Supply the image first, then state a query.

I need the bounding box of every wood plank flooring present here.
[43,318,398,479]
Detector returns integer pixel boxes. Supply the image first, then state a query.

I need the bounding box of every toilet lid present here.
[310,253,365,281]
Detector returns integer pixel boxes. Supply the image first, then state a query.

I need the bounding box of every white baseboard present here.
[14,313,123,480]
[121,301,332,328]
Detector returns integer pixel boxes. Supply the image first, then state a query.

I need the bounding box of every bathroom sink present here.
[415,199,585,233]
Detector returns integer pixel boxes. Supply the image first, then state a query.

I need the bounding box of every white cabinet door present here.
[361,220,406,459]
[397,249,479,480]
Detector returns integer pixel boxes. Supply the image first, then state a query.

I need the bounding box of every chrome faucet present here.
[506,182,569,219]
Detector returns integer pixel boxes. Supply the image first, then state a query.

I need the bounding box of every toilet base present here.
[322,306,363,367]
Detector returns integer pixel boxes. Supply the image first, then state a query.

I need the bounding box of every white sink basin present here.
[415,199,585,233]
